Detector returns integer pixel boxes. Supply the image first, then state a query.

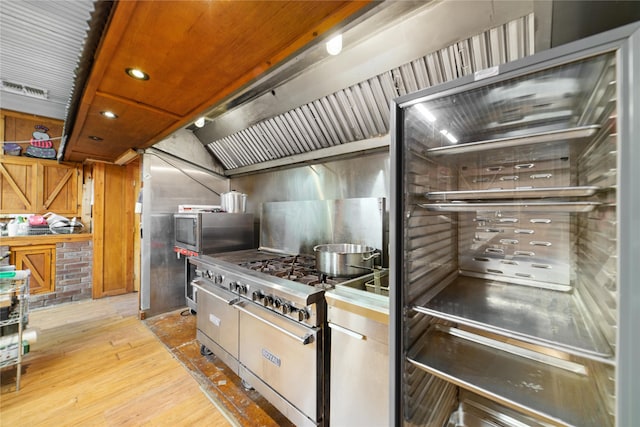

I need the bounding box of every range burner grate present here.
[238,254,342,288]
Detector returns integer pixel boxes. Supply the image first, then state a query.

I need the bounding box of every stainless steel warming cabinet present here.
[389,23,640,427]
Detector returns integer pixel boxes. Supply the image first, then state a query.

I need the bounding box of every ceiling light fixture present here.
[125,68,149,80]
[194,117,206,128]
[326,34,342,55]
[101,111,118,119]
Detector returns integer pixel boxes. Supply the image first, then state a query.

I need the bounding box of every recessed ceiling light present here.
[88,135,103,141]
[194,117,206,128]
[101,111,118,119]
[125,68,149,80]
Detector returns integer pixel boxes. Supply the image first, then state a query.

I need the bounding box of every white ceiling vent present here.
[0,80,49,100]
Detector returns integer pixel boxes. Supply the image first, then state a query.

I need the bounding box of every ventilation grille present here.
[207,14,535,170]
[0,80,49,99]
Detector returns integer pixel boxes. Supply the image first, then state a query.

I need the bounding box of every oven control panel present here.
[249,289,311,321]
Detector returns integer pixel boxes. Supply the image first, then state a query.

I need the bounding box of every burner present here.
[298,275,321,285]
[236,253,354,289]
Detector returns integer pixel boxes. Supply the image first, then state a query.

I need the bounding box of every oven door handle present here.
[235,304,313,345]
[192,281,240,305]
[328,322,365,340]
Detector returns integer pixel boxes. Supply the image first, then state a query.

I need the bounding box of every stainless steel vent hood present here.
[193,0,540,176]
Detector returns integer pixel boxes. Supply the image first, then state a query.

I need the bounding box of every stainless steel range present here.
[190,249,340,427]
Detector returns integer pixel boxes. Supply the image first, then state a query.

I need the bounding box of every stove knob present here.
[297,308,310,321]
[206,270,213,279]
[213,274,224,285]
[238,283,248,294]
[282,303,292,314]
[263,295,274,307]
[229,281,239,292]
[252,290,264,301]
[273,297,283,309]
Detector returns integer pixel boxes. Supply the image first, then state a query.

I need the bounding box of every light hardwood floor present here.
[0,293,234,426]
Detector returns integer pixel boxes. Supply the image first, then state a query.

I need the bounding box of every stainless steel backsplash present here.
[259,197,386,261]
[229,151,390,263]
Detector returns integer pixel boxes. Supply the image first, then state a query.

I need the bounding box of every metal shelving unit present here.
[0,269,30,391]
[391,22,640,427]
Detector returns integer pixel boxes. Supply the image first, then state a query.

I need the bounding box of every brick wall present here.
[30,241,93,308]
[1,241,93,308]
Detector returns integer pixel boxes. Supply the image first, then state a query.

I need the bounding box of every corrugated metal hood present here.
[192,0,541,176]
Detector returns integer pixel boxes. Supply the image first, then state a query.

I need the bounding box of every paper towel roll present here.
[0,328,38,347]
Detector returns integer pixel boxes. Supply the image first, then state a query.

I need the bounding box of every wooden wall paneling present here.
[103,163,130,295]
[92,163,105,298]
[0,110,5,154]
[81,165,92,231]
[0,109,64,154]
[92,163,134,298]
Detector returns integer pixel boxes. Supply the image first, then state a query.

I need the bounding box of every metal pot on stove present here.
[313,243,379,278]
[220,190,247,213]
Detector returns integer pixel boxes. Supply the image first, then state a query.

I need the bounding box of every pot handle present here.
[362,252,380,261]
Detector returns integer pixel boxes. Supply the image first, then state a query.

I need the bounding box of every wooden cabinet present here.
[0,156,80,216]
[10,244,56,295]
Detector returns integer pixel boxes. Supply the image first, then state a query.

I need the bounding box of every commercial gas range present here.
[189,249,351,427]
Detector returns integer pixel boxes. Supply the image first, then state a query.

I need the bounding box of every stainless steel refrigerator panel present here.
[141,150,229,316]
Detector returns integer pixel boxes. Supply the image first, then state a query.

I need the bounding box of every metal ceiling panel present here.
[208,14,535,171]
[0,0,95,119]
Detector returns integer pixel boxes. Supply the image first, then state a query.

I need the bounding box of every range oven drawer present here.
[236,300,321,422]
[192,279,239,359]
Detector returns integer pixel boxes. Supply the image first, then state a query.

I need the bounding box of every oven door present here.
[192,279,240,372]
[236,300,321,423]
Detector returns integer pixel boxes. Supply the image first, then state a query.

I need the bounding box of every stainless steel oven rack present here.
[424,125,600,157]
[426,185,601,200]
[414,275,613,361]
[407,324,609,427]
[418,201,601,212]
[446,390,557,427]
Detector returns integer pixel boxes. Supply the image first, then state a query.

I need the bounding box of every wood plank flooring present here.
[0,293,233,426]
[145,309,293,427]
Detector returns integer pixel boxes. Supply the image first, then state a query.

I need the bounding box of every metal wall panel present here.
[260,197,385,259]
[140,148,230,315]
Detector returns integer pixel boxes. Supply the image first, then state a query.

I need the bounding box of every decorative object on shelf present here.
[24,124,56,158]
[2,142,21,156]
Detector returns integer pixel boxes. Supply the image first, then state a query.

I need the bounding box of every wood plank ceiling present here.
[63,0,372,163]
